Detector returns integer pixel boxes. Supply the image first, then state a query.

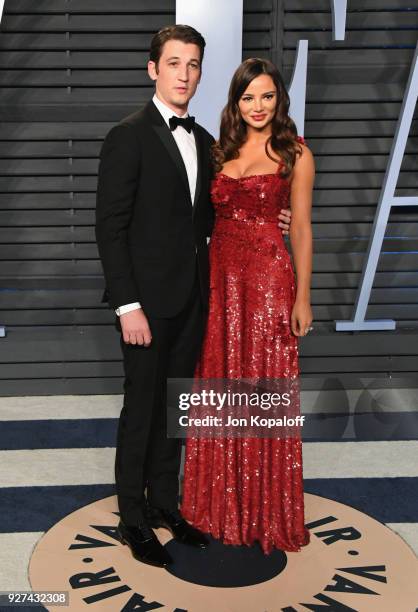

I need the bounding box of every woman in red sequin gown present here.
[181,59,315,554]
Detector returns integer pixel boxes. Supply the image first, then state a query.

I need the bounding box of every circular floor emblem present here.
[29,494,418,611]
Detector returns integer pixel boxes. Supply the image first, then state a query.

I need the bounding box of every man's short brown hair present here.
[149,24,206,67]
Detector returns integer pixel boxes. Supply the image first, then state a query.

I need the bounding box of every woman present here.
[181,58,315,554]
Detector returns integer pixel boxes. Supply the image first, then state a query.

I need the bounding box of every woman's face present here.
[237,74,277,132]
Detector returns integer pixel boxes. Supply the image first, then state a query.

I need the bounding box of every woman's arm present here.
[289,142,316,336]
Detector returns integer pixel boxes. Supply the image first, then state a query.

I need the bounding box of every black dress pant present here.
[115,273,205,526]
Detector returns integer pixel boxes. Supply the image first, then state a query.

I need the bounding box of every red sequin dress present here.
[181,136,310,555]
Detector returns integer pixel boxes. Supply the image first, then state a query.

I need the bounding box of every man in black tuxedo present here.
[96,25,213,567]
[96,25,291,568]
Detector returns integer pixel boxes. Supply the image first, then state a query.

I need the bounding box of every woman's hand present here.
[291,299,313,337]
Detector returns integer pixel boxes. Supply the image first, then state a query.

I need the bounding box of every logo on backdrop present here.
[29,495,418,610]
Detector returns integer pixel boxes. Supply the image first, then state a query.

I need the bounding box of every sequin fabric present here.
[181,136,310,554]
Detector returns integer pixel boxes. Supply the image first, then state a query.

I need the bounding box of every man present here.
[95,24,291,568]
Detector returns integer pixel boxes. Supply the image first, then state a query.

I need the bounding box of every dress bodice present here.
[210,135,306,225]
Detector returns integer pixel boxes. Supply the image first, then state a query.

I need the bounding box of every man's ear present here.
[147,60,158,81]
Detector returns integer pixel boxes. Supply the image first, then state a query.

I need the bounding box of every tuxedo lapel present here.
[146,101,192,204]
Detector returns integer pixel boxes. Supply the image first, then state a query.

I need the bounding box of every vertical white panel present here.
[288,40,308,137]
[176,0,243,137]
[330,0,348,41]
[0,1,4,22]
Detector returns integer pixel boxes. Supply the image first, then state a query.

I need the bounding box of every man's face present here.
[148,39,202,113]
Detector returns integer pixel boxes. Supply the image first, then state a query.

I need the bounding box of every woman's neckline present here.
[217,160,285,181]
[217,171,276,180]
[217,169,289,181]
[217,135,305,181]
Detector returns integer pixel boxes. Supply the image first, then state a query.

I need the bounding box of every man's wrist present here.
[115,302,142,316]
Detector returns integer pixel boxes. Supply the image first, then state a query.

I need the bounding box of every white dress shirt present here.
[115,94,198,316]
[152,94,197,203]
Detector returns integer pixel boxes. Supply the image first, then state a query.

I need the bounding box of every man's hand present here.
[278,207,291,235]
[120,309,152,346]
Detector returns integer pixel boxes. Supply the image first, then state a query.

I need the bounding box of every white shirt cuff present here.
[115,302,141,316]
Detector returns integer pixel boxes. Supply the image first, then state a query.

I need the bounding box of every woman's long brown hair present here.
[212,58,303,177]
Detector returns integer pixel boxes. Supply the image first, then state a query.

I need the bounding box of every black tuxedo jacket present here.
[95,100,215,318]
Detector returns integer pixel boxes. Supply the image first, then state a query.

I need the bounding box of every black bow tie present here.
[169,115,195,133]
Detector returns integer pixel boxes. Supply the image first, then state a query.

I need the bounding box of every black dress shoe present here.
[146,506,209,549]
[117,519,173,567]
